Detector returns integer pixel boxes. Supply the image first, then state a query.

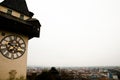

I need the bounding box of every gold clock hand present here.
[4,41,9,45]
[17,47,24,52]
[9,46,14,50]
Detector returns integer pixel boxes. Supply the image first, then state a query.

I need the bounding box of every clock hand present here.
[5,41,13,46]
[9,46,14,50]
[17,47,24,52]
[4,41,9,45]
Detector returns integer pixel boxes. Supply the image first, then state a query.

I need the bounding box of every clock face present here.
[0,35,26,59]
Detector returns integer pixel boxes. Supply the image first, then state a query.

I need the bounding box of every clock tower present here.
[0,0,41,80]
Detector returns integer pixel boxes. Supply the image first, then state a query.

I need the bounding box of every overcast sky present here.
[26,0,120,67]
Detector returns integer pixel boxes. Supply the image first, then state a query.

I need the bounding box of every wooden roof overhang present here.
[0,12,41,39]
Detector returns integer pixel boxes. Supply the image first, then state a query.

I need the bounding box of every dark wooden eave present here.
[0,12,41,39]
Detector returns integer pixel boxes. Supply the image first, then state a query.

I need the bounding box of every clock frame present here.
[0,35,26,59]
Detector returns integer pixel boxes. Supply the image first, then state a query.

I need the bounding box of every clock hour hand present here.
[9,46,14,50]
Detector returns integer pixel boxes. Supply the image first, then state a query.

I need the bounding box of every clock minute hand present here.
[17,47,24,52]
[4,41,9,45]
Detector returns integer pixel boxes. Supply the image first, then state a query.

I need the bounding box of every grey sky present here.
[26,0,120,67]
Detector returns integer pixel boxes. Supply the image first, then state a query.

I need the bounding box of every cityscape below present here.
[27,66,120,80]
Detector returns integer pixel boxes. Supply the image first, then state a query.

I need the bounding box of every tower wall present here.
[0,0,41,79]
[0,31,28,80]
